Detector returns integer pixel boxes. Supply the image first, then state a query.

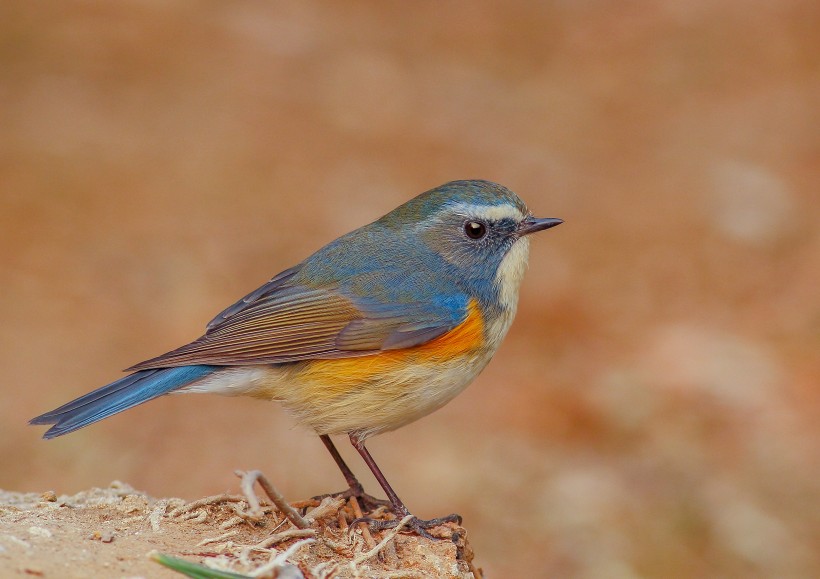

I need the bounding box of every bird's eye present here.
[464,220,487,239]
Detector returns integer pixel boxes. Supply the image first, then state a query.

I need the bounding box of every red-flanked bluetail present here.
[31,180,562,536]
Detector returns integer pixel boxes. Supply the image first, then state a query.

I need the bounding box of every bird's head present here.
[379,180,562,308]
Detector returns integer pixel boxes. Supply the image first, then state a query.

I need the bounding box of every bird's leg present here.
[317,434,390,510]
[348,432,462,539]
[321,434,363,493]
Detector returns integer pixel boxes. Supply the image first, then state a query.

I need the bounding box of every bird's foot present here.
[352,513,462,540]
[312,482,392,512]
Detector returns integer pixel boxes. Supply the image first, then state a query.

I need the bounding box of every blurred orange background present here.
[1,2,818,577]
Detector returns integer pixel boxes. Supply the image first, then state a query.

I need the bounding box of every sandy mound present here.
[0,478,481,578]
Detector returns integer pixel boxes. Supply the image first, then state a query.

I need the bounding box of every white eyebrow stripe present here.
[449,203,526,222]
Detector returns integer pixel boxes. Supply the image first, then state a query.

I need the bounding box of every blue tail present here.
[30,365,216,439]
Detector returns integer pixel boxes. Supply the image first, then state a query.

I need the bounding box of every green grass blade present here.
[151,552,252,579]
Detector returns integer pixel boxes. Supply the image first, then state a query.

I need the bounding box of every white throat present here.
[482,237,531,352]
[495,237,530,311]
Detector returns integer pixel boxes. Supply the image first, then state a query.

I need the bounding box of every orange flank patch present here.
[295,299,485,400]
[416,298,485,359]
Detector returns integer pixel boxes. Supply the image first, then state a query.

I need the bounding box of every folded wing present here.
[128,267,469,370]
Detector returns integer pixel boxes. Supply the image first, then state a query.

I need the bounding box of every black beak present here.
[518,216,563,236]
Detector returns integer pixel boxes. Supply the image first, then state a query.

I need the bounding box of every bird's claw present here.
[350,513,462,540]
[312,485,392,511]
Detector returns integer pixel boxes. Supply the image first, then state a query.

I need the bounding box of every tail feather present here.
[30,370,162,423]
[30,365,216,439]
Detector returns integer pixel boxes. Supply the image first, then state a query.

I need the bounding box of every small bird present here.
[31,180,562,536]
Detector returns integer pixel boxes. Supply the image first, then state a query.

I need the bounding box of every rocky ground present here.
[0,480,480,578]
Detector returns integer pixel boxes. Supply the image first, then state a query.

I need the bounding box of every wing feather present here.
[127,270,470,370]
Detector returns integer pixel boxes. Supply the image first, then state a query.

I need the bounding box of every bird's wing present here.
[126,267,470,370]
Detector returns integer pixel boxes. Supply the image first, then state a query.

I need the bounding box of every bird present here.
[31,179,562,536]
